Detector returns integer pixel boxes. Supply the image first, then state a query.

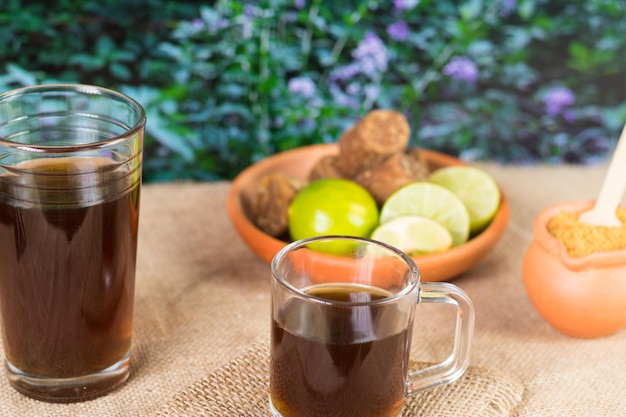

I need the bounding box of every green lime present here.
[380,182,470,246]
[288,178,379,253]
[370,215,453,256]
[429,166,500,235]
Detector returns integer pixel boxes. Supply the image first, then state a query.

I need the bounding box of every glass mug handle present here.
[406,282,475,394]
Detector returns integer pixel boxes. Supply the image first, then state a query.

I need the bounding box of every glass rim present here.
[271,235,421,307]
[0,83,146,153]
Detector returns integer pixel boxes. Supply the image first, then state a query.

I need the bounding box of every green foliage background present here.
[1,0,625,182]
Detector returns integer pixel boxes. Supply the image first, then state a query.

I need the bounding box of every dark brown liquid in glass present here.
[271,284,409,417]
[0,157,140,378]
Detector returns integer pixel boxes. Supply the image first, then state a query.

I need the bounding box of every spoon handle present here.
[592,124,626,219]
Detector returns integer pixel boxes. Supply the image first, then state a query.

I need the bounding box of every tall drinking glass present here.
[0,84,145,402]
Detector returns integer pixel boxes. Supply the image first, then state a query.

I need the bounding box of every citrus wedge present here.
[380,182,470,246]
[429,166,500,235]
[370,215,453,256]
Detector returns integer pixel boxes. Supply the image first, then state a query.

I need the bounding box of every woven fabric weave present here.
[157,340,524,417]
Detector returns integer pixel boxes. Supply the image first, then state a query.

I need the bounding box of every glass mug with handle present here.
[0,84,145,402]
[270,236,475,417]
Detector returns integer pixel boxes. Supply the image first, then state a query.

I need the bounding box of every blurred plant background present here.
[1,0,624,182]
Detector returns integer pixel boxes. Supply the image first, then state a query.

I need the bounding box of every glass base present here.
[269,397,282,416]
[5,351,130,403]
[268,396,402,417]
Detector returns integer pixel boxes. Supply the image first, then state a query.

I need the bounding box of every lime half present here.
[380,182,470,246]
[370,215,453,255]
[429,166,500,235]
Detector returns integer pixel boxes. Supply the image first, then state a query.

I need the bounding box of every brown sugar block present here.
[309,154,343,181]
[338,109,410,177]
[404,147,430,172]
[354,148,430,205]
[251,173,306,237]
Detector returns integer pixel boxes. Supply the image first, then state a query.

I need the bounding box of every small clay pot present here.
[522,200,626,338]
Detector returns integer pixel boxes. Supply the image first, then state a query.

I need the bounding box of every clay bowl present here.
[227,143,510,282]
[522,200,626,338]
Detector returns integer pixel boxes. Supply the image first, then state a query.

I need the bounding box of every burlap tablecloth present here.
[1,162,625,416]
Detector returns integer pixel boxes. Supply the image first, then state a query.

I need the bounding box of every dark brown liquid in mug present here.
[0,157,139,378]
[271,284,410,417]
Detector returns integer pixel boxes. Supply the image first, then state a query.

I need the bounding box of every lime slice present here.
[380,182,470,246]
[429,166,500,235]
[370,215,453,255]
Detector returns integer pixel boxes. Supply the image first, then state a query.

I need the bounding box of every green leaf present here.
[418,123,463,140]
[109,62,132,80]
[145,111,196,162]
[96,35,115,56]
[4,63,37,86]
[459,0,483,22]
[518,0,536,20]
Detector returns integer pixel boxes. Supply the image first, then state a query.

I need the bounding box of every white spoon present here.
[579,123,626,227]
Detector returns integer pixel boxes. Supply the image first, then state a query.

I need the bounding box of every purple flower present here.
[330,63,361,81]
[243,4,256,17]
[442,56,479,84]
[352,32,388,76]
[294,0,305,9]
[288,76,316,98]
[497,0,517,17]
[562,109,575,123]
[393,0,420,13]
[329,83,360,109]
[387,21,409,41]
[187,17,227,35]
[346,82,360,95]
[543,87,575,117]
[364,84,380,102]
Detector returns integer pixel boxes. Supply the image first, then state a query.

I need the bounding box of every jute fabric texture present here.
[156,340,523,417]
[0,162,625,416]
